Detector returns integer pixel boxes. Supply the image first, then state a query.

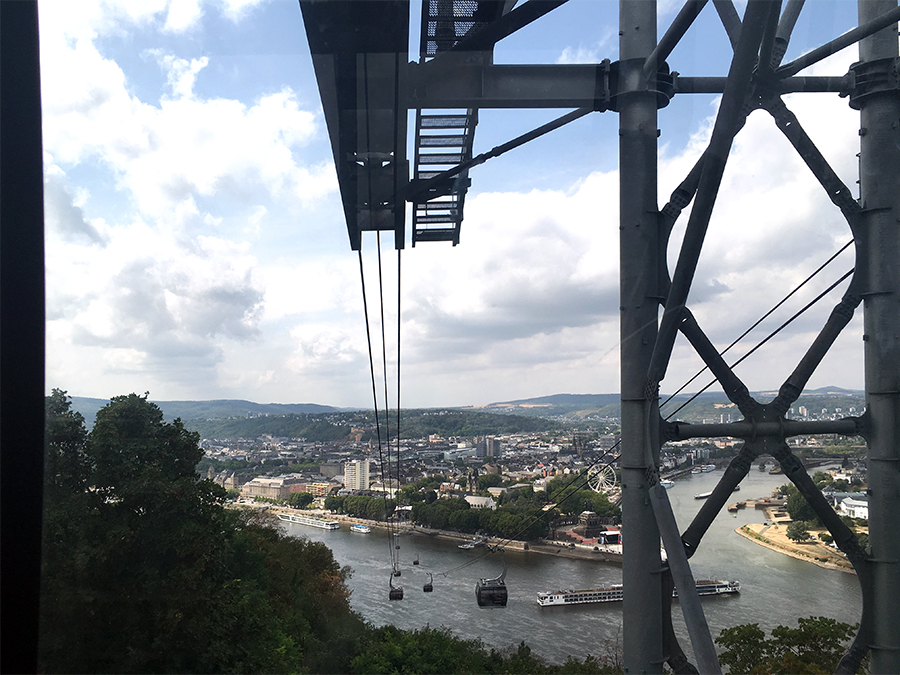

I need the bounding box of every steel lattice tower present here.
[298,0,900,671]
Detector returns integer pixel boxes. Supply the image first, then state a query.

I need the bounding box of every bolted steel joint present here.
[841,58,900,110]
[608,59,676,112]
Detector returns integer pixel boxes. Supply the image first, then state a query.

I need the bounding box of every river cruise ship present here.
[350,523,371,533]
[537,580,740,606]
[277,513,340,530]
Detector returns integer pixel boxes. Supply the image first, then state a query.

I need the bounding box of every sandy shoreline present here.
[736,522,855,574]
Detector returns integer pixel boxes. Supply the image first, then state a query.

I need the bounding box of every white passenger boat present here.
[350,523,371,533]
[537,580,740,606]
[277,513,340,530]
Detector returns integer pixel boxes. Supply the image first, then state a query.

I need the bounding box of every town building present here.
[344,459,370,491]
[241,475,304,500]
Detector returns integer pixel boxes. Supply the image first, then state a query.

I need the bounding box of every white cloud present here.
[40,0,870,406]
[556,27,616,64]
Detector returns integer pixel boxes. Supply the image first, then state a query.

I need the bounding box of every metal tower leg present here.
[858,2,900,672]
[619,1,664,672]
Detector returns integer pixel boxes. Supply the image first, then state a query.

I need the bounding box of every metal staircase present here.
[411,0,508,245]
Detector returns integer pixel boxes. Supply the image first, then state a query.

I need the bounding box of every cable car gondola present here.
[389,574,403,601]
[475,548,508,607]
[423,572,433,593]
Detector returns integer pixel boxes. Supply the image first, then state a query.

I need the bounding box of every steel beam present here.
[410,62,609,108]
[675,75,849,93]
[857,2,900,672]
[618,1,664,671]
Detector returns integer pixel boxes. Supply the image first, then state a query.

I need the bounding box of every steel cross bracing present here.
[298,0,900,671]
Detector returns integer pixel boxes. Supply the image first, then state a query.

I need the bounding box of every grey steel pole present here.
[619,1,663,672]
[857,2,900,672]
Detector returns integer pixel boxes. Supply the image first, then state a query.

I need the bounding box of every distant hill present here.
[475,388,866,423]
[64,386,865,436]
[69,397,342,426]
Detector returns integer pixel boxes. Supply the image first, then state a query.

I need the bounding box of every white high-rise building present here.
[344,459,370,491]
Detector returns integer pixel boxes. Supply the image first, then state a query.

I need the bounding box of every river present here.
[280,467,862,665]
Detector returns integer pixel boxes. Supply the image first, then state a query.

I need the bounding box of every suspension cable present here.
[396,247,403,534]
[374,234,400,571]
[357,246,396,571]
[428,249,857,578]
[663,267,854,420]
[661,239,854,409]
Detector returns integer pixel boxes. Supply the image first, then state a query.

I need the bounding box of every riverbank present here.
[736,522,855,574]
[259,505,623,564]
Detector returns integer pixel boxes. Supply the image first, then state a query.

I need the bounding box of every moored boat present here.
[660,479,675,489]
[459,537,485,549]
[277,513,340,530]
[537,580,739,606]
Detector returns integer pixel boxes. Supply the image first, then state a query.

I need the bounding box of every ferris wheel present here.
[587,464,617,493]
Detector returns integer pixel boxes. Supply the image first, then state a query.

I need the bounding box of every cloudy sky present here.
[41,0,869,409]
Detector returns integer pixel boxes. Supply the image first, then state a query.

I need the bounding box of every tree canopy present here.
[39,390,367,674]
[716,616,863,674]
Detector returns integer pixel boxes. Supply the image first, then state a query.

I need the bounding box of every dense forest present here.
[182,408,567,442]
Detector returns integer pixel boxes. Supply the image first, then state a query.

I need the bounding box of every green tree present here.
[39,392,366,674]
[325,494,345,512]
[716,623,769,674]
[786,520,811,542]
[716,617,861,675]
[812,471,833,488]
[478,473,504,491]
[288,491,315,508]
[786,491,817,525]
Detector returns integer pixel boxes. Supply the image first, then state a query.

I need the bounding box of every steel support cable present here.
[757,96,865,413]
[657,269,855,623]
[676,310,756,417]
[772,287,863,414]
[775,5,900,78]
[661,94,860,413]
[659,240,854,411]
[375,234,400,570]
[358,248,397,571]
[406,107,593,202]
[395,248,402,540]
[663,268,853,420]
[648,0,775,389]
[666,277,859,667]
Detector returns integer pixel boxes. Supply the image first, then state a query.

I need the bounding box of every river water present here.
[280,468,862,665]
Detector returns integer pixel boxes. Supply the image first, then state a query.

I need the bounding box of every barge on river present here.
[536,580,740,606]
[277,513,340,530]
